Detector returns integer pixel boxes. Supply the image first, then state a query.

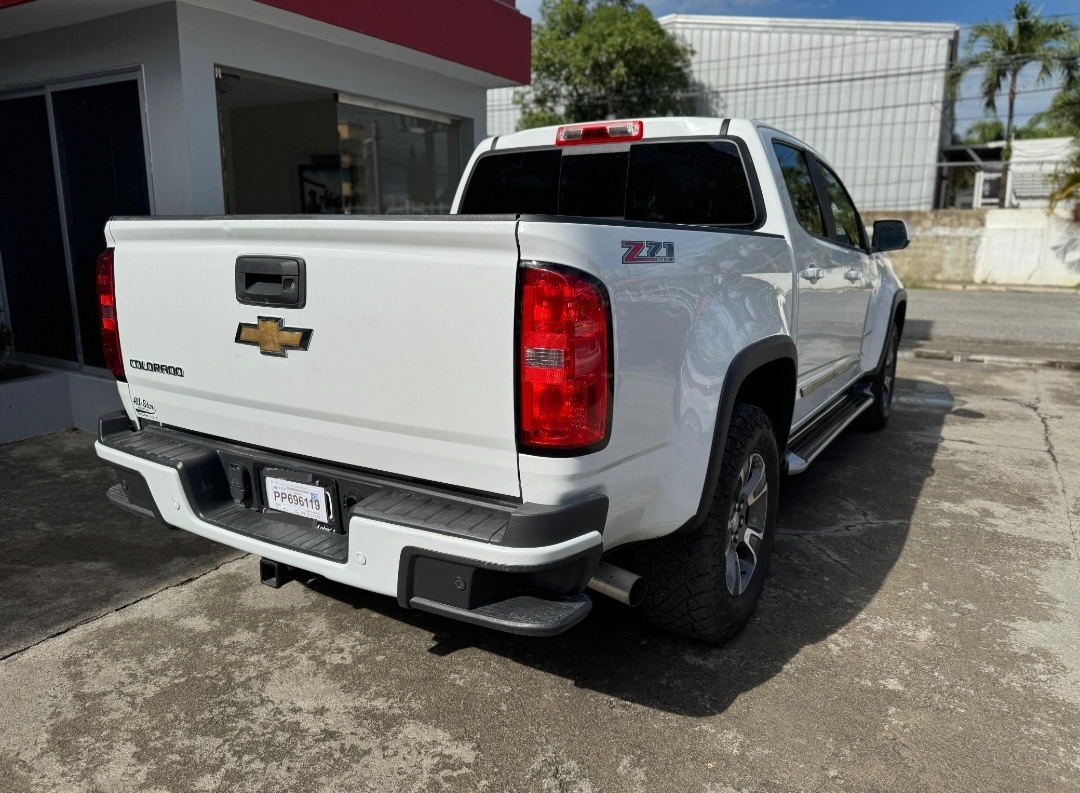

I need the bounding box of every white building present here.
[488,13,958,211]
[1008,137,1076,209]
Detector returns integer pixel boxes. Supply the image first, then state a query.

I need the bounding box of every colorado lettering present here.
[129,359,185,377]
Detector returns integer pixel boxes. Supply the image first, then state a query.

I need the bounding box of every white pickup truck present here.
[95,117,908,642]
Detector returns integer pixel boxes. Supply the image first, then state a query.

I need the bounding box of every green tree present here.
[963,117,1006,143]
[1030,84,1080,137]
[516,0,695,131]
[963,114,1073,143]
[952,1,1078,205]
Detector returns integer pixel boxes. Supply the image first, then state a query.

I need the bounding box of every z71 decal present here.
[621,240,675,264]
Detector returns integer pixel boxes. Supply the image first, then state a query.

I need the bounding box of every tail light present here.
[518,265,611,451]
[96,248,125,381]
[556,120,643,146]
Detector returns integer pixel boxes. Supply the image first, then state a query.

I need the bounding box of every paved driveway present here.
[1,359,1078,792]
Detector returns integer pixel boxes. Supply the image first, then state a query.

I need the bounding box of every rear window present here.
[460,140,757,226]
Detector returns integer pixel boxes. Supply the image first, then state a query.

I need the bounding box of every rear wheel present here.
[857,322,900,432]
[634,404,780,643]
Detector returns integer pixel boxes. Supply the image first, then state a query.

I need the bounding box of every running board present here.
[786,390,874,475]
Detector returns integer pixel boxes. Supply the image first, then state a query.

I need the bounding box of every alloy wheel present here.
[725,452,768,596]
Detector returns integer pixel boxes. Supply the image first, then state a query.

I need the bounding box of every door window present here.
[772,142,825,238]
[818,164,865,250]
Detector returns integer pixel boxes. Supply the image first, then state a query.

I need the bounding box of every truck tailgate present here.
[107,217,522,497]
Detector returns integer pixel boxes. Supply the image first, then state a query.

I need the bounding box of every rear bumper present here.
[96,412,605,635]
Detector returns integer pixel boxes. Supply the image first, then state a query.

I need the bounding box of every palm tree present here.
[955,1,1078,206]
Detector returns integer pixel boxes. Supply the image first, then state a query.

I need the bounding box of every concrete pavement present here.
[0,431,241,659]
[1,359,1078,792]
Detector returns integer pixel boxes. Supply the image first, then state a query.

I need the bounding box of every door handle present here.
[800,267,825,282]
[235,256,306,308]
[844,269,862,282]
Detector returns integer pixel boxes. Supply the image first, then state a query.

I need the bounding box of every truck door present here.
[770,140,849,424]
[812,159,874,377]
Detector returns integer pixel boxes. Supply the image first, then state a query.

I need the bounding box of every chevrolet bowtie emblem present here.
[234,317,313,357]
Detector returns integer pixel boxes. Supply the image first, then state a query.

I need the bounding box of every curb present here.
[907,283,1080,295]
[899,347,1080,371]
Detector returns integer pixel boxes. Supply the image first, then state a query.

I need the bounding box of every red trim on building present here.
[254,0,531,84]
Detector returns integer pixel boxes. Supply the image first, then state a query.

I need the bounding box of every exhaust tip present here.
[587,560,646,607]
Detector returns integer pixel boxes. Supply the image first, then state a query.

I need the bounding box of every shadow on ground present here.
[306,374,953,717]
[0,430,241,657]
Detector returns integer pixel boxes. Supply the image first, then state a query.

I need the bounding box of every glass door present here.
[0,94,79,362]
[52,80,151,369]
[0,76,151,370]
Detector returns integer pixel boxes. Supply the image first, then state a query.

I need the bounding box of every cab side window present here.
[818,164,864,249]
[772,142,825,238]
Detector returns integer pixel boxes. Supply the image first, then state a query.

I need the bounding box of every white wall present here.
[0,371,122,443]
[975,210,1080,287]
[864,208,1080,287]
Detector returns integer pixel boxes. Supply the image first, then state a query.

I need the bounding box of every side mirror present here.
[873,219,910,252]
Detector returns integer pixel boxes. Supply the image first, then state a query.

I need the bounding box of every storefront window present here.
[337,102,462,215]
[219,72,466,217]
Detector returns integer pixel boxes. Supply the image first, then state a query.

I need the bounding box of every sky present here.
[515,0,1080,26]
[515,0,1080,136]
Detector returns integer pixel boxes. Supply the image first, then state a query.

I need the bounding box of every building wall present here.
[487,85,518,138]
[662,16,957,212]
[975,210,1080,287]
[863,209,1080,287]
[863,210,985,284]
[489,15,958,212]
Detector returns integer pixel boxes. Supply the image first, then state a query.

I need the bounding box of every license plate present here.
[265,476,329,522]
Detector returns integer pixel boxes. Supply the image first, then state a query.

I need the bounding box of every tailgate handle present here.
[235,256,306,308]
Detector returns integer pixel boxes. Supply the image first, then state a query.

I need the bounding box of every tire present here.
[634,404,780,643]
[856,322,899,432]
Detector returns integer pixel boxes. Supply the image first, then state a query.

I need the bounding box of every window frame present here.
[459,135,768,231]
